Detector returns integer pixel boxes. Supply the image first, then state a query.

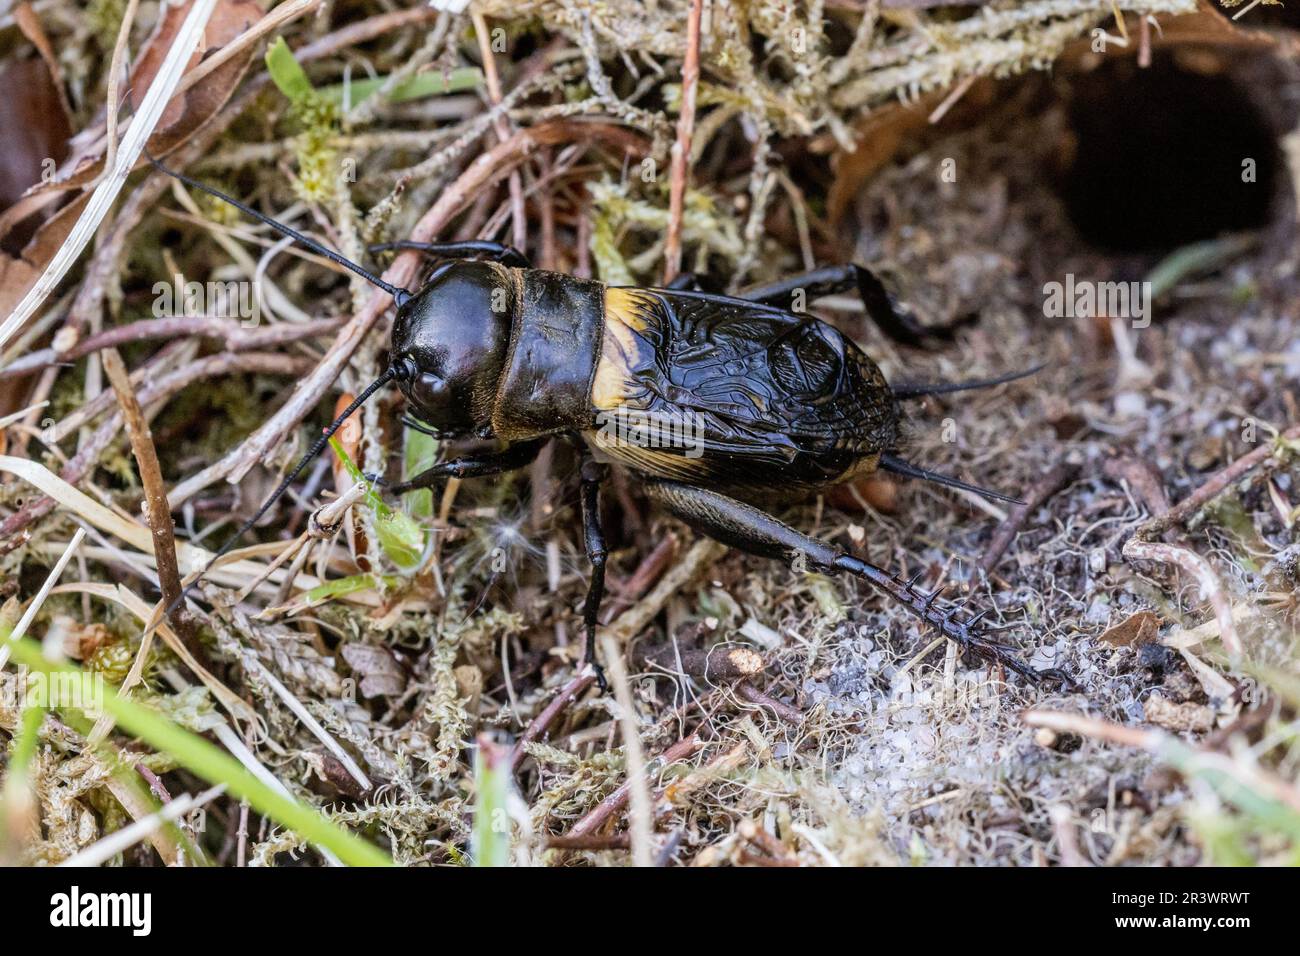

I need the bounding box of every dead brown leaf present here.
[42,0,262,194]
[340,643,408,699]
[1099,609,1162,647]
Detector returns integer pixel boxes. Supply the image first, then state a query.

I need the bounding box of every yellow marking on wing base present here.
[592,288,657,412]
[604,288,651,331]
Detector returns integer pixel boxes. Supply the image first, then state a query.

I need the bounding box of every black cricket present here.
[153,158,1059,688]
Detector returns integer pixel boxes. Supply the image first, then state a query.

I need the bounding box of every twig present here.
[567,734,703,838]
[1024,709,1300,815]
[102,348,198,655]
[175,0,321,98]
[511,672,597,771]
[979,462,1080,574]
[641,644,765,681]
[472,10,527,252]
[602,539,727,647]
[662,0,704,285]
[1122,538,1243,659]
[601,634,654,867]
[101,0,141,182]
[1049,805,1089,867]
[1135,424,1300,539]
[1022,709,1155,748]
[1102,455,1170,517]
[599,533,678,623]
[927,72,979,125]
[737,682,804,724]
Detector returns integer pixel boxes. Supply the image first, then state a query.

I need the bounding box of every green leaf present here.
[303,573,391,604]
[402,427,439,521]
[374,510,424,569]
[265,36,314,103]
[328,436,426,570]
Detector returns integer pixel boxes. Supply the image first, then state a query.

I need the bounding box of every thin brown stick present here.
[599,533,678,623]
[101,348,199,656]
[641,644,764,681]
[979,462,1080,574]
[662,0,704,285]
[472,10,527,252]
[603,538,727,647]
[927,72,978,125]
[567,734,703,838]
[1103,455,1170,518]
[0,315,343,383]
[1135,424,1300,539]
[1021,709,1157,749]
[737,682,804,724]
[511,672,597,772]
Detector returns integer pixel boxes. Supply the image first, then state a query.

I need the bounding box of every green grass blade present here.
[3,635,391,867]
[319,68,482,107]
[471,736,511,866]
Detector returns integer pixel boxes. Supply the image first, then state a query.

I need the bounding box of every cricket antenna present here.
[892,363,1045,400]
[166,367,398,617]
[145,153,413,307]
[879,453,1023,505]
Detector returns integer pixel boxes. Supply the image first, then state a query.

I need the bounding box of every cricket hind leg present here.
[739,264,957,347]
[643,480,1062,684]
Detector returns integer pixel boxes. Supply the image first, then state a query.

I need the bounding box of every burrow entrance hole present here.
[1057,51,1280,254]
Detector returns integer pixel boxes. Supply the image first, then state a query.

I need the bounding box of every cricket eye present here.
[410,371,446,409]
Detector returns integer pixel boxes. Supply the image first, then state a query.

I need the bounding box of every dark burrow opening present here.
[1057,52,1279,254]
